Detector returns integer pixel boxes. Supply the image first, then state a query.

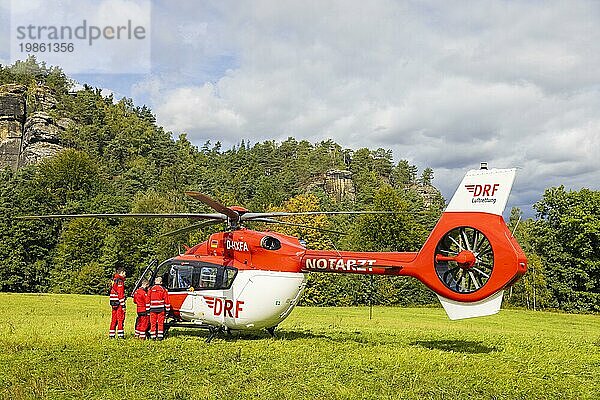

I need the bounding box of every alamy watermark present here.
[10,0,151,74]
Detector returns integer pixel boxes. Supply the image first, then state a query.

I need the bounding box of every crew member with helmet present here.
[108,267,127,339]
[148,276,171,340]
[133,279,150,339]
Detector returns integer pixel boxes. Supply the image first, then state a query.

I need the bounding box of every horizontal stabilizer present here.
[437,290,504,320]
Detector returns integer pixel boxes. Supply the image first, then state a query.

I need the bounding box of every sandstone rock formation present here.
[324,169,356,202]
[0,84,69,169]
[308,169,356,202]
[312,168,442,206]
[0,84,26,169]
[410,183,443,208]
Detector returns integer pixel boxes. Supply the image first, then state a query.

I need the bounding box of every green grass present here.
[0,293,598,399]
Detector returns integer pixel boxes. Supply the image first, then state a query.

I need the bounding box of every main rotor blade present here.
[250,218,346,235]
[160,219,223,237]
[185,191,240,221]
[242,210,397,221]
[15,213,227,220]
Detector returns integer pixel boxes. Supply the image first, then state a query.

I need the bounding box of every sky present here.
[1,0,599,217]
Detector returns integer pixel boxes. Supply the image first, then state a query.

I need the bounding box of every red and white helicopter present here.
[22,164,527,341]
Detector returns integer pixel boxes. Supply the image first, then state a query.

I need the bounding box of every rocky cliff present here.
[410,183,443,208]
[0,84,71,169]
[324,169,356,202]
[311,168,443,206]
[307,169,356,202]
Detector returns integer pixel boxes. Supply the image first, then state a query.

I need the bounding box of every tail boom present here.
[300,165,527,319]
[302,250,415,275]
[301,212,526,303]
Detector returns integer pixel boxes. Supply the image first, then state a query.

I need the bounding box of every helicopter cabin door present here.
[163,262,195,317]
[161,261,238,326]
[194,264,238,326]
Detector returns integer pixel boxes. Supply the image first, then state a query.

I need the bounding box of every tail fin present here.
[409,165,527,320]
[445,167,516,216]
[437,166,519,319]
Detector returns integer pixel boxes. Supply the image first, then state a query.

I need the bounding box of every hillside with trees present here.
[0,58,598,312]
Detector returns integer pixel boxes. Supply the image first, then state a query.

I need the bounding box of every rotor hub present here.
[436,250,476,269]
[434,226,494,294]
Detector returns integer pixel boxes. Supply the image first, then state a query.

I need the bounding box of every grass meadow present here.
[0,293,598,399]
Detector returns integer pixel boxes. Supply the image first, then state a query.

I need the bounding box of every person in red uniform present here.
[133,279,150,339]
[148,276,170,340]
[109,267,126,339]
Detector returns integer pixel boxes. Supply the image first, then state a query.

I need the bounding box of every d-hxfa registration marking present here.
[226,239,249,252]
[304,258,377,272]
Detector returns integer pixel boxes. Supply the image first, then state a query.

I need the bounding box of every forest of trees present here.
[0,58,598,312]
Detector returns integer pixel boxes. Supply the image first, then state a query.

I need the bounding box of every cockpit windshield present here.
[169,265,193,289]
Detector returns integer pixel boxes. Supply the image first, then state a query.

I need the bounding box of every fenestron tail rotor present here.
[434,226,494,294]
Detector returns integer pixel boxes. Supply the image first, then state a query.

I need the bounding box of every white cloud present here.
[132,0,600,215]
[156,83,245,140]
[0,0,10,63]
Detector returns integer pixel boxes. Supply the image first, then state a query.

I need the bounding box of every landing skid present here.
[206,326,227,343]
[265,326,277,338]
[165,320,227,343]
[164,319,211,337]
[165,320,278,342]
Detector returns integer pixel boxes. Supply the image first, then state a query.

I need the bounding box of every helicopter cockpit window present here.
[158,262,238,291]
[224,268,237,288]
[199,267,218,289]
[168,265,193,290]
[196,265,237,290]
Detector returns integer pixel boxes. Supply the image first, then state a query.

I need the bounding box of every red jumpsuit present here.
[133,287,150,339]
[148,284,170,340]
[109,274,126,338]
